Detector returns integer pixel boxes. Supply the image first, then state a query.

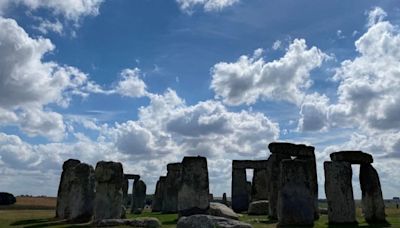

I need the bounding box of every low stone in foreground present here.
[209,202,239,220]
[177,215,253,228]
[95,217,161,227]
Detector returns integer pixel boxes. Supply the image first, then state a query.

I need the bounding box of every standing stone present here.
[360,164,386,223]
[94,161,124,222]
[298,153,319,219]
[132,180,147,214]
[122,176,129,207]
[178,156,210,216]
[130,175,140,213]
[68,163,95,222]
[222,193,227,206]
[278,159,314,226]
[246,181,252,204]
[267,153,290,218]
[251,168,268,201]
[162,163,182,213]
[152,176,166,212]
[56,159,81,219]
[324,161,356,224]
[232,167,248,212]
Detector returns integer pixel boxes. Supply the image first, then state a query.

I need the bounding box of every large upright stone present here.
[277,159,314,226]
[152,176,166,212]
[251,168,268,201]
[122,176,129,207]
[232,167,248,212]
[330,151,373,164]
[162,163,182,213]
[324,161,356,224]
[267,153,290,219]
[94,161,124,222]
[68,163,95,222]
[132,180,147,214]
[56,159,81,219]
[297,153,319,219]
[178,156,209,216]
[359,164,386,223]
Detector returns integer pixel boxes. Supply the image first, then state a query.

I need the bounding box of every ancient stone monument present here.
[56,159,95,222]
[231,160,269,212]
[162,162,182,213]
[325,151,386,224]
[93,161,124,222]
[122,174,140,207]
[267,142,318,220]
[324,161,356,223]
[129,174,141,213]
[152,176,166,212]
[178,156,209,216]
[131,180,147,214]
[277,159,314,226]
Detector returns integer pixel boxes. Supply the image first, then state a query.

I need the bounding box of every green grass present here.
[0,208,398,227]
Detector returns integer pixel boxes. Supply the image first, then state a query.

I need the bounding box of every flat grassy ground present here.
[0,197,398,227]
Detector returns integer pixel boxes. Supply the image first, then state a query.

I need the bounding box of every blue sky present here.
[0,0,399,199]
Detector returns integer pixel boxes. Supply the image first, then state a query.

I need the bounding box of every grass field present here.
[0,197,399,227]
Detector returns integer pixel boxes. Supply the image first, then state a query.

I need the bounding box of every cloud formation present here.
[176,0,239,13]
[211,39,329,106]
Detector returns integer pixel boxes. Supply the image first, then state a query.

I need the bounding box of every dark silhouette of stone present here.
[162,162,182,213]
[277,159,314,226]
[360,164,386,223]
[122,176,129,207]
[56,159,81,219]
[68,163,95,222]
[177,215,253,228]
[132,180,147,214]
[0,192,16,205]
[251,168,268,201]
[324,161,356,224]
[298,153,319,220]
[330,151,373,164]
[222,193,228,206]
[152,176,166,212]
[178,156,209,216]
[94,161,124,222]
[268,142,315,157]
[267,153,290,219]
[232,166,248,212]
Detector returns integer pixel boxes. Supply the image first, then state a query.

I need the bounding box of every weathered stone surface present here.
[177,215,253,228]
[68,163,95,222]
[124,174,140,180]
[132,180,147,214]
[330,151,373,164]
[360,164,386,223]
[162,162,181,213]
[95,217,161,227]
[94,161,124,222]
[251,168,268,201]
[122,176,129,207]
[324,161,356,224]
[232,167,248,212]
[277,159,314,226]
[267,153,290,219]
[209,202,239,220]
[248,200,269,215]
[268,142,315,157]
[178,156,209,216]
[56,159,81,219]
[152,176,166,212]
[297,154,319,220]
